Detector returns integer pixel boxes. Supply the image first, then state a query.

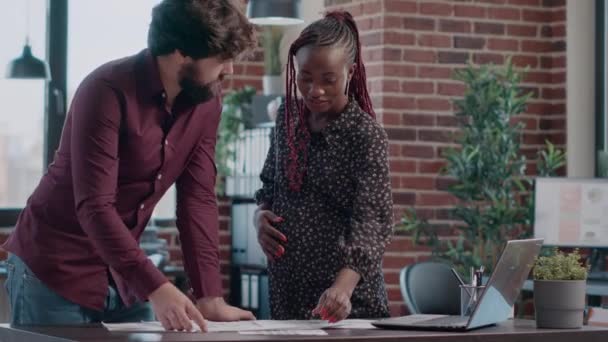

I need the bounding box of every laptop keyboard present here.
[412,316,469,328]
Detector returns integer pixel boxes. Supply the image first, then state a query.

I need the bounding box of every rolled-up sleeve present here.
[176,100,223,300]
[71,78,167,301]
[341,126,394,279]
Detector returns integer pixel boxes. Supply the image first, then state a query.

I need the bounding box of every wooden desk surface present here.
[0,320,607,342]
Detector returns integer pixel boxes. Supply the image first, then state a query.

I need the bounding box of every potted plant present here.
[400,59,566,279]
[533,248,588,328]
[215,86,256,195]
[262,26,284,95]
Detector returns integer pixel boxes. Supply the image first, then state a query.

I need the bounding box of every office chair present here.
[399,261,461,315]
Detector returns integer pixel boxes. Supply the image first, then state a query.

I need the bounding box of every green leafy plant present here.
[399,59,566,279]
[533,248,588,281]
[263,26,283,76]
[215,86,256,194]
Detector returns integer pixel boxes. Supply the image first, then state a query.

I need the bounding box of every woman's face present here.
[295,45,354,114]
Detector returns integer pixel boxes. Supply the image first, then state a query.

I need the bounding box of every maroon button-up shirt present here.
[2,49,223,311]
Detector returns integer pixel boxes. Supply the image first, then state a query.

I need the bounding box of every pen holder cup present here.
[459,285,486,317]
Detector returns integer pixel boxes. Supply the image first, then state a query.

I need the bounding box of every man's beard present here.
[178,65,223,104]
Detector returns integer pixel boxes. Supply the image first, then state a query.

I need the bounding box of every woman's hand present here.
[312,286,352,323]
[253,207,287,262]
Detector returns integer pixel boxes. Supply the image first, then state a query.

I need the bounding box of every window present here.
[0,0,48,210]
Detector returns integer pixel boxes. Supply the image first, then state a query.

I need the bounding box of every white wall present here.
[566,0,596,177]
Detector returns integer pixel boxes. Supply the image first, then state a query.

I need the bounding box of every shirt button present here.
[157,174,162,180]
[140,204,145,210]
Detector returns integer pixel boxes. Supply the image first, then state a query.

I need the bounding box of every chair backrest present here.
[399,261,461,315]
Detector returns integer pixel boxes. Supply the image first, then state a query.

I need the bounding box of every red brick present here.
[521,40,552,53]
[437,115,461,127]
[402,113,435,126]
[403,17,436,31]
[401,176,436,188]
[384,96,416,110]
[543,0,565,7]
[551,40,566,53]
[539,118,566,130]
[475,22,506,35]
[383,271,400,285]
[418,129,453,142]
[436,177,458,191]
[488,7,521,20]
[507,24,538,37]
[552,71,566,83]
[416,193,458,206]
[542,87,566,100]
[473,53,505,65]
[386,128,417,141]
[363,0,382,14]
[454,5,487,18]
[402,146,435,159]
[438,51,470,64]
[402,49,436,63]
[525,102,550,115]
[420,2,453,16]
[418,34,452,48]
[386,237,415,253]
[439,19,472,33]
[438,82,466,96]
[552,9,566,22]
[384,32,416,45]
[392,192,417,205]
[384,64,417,78]
[488,38,519,51]
[383,16,404,29]
[384,0,417,13]
[360,32,382,46]
[418,66,453,79]
[453,36,485,49]
[512,55,538,67]
[401,81,435,94]
[390,160,417,173]
[384,113,401,126]
[371,79,400,93]
[417,98,452,111]
[522,9,552,22]
[478,0,507,4]
[508,0,541,6]
[419,160,447,173]
[389,144,401,157]
[383,47,402,61]
[551,24,566,38]
[383,255,417,269]
[540,56,566,69]
[523,71,552,83]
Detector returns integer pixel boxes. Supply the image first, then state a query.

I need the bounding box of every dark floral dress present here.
[254,98,394,320]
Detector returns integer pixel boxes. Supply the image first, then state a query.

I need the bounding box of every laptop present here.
[372,238,543,331]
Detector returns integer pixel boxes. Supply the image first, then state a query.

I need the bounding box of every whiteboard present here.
[534,178,608,247]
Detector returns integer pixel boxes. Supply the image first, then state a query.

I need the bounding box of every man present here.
[2,0,257,332]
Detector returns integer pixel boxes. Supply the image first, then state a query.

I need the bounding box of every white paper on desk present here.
[102,321,199,333]
[239,329,328,336]
[103,319,378,333]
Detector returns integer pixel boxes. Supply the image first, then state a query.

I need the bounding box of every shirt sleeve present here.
[254,104,282,207]
[71,78,167,301]
[175,98,223,300]
[341,125,394,279]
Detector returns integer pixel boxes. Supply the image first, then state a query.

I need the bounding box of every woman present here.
[254,11,393,322]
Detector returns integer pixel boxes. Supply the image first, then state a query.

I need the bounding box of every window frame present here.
[0,0,67,227]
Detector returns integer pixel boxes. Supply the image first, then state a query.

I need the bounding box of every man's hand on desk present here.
[149,282,208,332]
[197,296,256,322]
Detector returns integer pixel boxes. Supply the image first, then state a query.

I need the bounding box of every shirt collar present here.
[319,98,362,146]
[135,49,165,101]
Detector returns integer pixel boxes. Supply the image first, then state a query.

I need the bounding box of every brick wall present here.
[322,0,567,316]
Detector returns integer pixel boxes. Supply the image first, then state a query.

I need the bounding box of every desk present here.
[0,320,606,342]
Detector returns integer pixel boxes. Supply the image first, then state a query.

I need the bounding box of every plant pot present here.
[534,279,586,329]
[263,75,283,96]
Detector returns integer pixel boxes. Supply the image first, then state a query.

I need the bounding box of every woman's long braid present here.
[284,10,374,192]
